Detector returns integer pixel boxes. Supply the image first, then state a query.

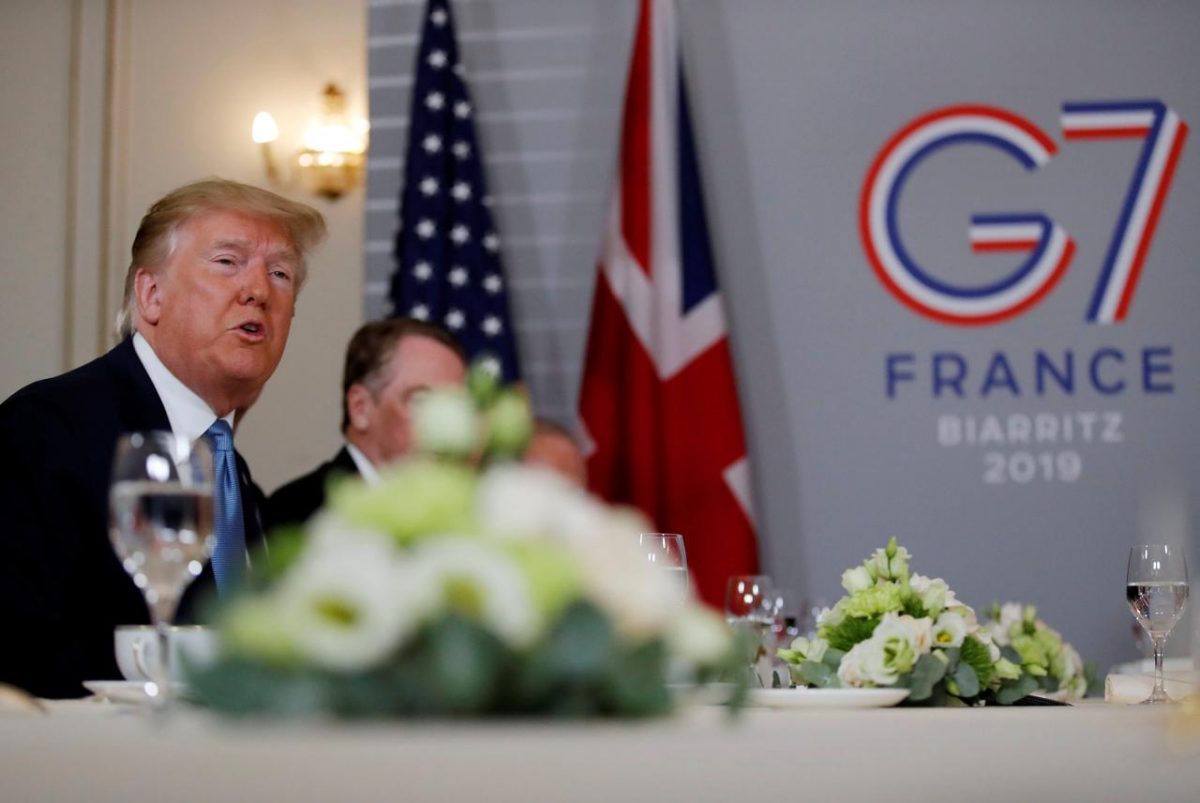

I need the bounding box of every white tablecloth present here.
[2,700,1198,801]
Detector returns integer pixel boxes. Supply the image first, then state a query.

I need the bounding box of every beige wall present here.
[0,2,72,395]
[0,0,368,493]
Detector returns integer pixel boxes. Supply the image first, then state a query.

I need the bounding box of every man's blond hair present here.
[115,178,327,338]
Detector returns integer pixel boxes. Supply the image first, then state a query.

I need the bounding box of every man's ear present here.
[133,267,163,325]
[346,384,373,432]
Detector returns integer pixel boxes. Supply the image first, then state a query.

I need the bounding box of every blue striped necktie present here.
[205,419,246,593]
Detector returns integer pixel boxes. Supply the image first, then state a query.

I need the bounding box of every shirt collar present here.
[132,333,234,444]
[344,441,381,486]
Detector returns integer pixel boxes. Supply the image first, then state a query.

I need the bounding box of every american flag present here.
[578,0,759,608]
[389,0,521,381]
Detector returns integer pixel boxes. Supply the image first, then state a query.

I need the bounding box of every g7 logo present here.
[860,101,1188,326]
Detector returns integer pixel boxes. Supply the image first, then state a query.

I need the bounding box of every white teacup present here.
[114,625,219,682]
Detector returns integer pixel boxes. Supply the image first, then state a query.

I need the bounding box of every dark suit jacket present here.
[264,446,359,531]
[0,338,266,698]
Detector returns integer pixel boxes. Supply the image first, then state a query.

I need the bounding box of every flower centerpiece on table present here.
[188,362,744,718]
[778,538,1055,705]
[981,602,1095,702]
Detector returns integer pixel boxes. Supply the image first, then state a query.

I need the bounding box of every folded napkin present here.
[1105,671,1199,704]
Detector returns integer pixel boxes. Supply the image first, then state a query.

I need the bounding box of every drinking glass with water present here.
[638,533,689,596]
[109,431,215,708]
[1126,543,1189,704]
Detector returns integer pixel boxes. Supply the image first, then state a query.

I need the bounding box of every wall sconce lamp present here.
[252,83,369,201]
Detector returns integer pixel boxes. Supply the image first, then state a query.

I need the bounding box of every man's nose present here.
[241,259,270,304]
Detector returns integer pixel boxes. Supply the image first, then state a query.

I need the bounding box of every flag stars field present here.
[388,0,521,383]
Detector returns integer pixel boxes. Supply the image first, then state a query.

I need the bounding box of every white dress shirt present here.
[132,333,234,441]
[344,441,381,486]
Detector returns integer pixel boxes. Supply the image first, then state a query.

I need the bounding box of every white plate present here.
[668,682,737,707]
[747,687,910,709]
[82,680,186,705]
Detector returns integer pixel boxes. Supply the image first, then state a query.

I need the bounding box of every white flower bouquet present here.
[982,603,1095,702]
[778,539,1059,705]
[189,364,743,718]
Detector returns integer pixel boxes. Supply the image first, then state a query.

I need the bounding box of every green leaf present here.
[822,615,880,652]
[901,593,926,618]
[959,635,995,687]
[939,647,961,673]
[187,658,327,717]
[821,648,845,670]
[422,615,504,713]
[952,661,980,699]
[906,653,948,701]
[600,639,671,717]
[796,661,835,688]
[994,673,1039,705]
[510,602,613,712]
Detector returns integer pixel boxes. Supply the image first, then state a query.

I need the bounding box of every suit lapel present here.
[107,337,171,433]
[331,446,360,477]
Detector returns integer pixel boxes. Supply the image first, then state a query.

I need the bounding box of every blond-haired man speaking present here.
[0,179,324,698]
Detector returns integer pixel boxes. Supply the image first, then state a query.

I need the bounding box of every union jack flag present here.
[578,0,759,607]
[389,0,520,381]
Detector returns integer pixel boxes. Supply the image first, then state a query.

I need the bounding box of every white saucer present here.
[747,687,910,709]
[82,680,186,704]
[668,682,737,707]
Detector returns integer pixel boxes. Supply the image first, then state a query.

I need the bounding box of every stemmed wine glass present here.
[109,431,215,707]
[638,533,689,598]
[725,575,777,686]
[1126,544,1189,704]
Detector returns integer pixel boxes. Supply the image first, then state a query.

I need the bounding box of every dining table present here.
[3,695,1199,801]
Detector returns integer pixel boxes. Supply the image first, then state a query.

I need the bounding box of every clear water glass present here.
[1126,544,1189,704]
[638,533,689,597]
[109,431,215,708]
[725,575,776,686]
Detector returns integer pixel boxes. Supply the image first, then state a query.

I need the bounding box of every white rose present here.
[841,566,873,594]
[816,605,842,629]
[836,643,867,687]
[411,536,541,648]
[932,610,968,648]
[476,463,582,540]
[666,606,731,665]
[910,574,949,615]
[840,638,896,687]
[998,602,1023,633]
[871,613,927,674]
[788,636,829,664]
[974,629,1002,662]
[411,387,480,457]
[274,530,432,671]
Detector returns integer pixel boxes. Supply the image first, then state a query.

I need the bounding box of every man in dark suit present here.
[266,318,466,530]
[0,178,325,698]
